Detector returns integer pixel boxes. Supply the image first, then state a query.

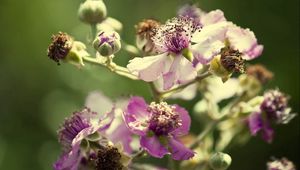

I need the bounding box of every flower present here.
[128,17,200,90]
[267,157,296,170]
[93,31,121,57]
[54,107,115,170]
[248,90,296,142]
[123,97,194,160]
[191,18,263,66]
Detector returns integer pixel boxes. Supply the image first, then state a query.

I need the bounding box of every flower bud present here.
[209,152,232,170]
[93,31,121,57]
[47,32,88,66]
[78,0,107,25]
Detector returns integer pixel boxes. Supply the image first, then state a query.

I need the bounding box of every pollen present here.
[148,102,182,136]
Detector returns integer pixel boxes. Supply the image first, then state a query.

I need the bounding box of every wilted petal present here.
[123,97,150,136]
[127,53,171,82]
[168,138,194,160]
[140,136,168,158]
[171,105,191,136]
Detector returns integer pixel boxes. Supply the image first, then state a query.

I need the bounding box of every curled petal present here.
[168,138,194,160]
[171,105,191,136]
[127,53,171,82]
[123,97,150,136]
[192,40,224,64]
[140,136,168,158]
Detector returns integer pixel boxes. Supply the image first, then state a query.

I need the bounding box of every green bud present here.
[78,0,107,25]
[93,31,121,57]
[209,152,232,170]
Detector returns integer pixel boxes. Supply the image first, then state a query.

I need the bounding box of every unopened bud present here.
[93,31,121,57]
[209,152,232,170]
[78,0,107,25]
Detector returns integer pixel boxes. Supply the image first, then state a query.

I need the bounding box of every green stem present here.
[132,149,146,161]
[91,24,97,40]
[168,155,176,170]
[82,56,138,80]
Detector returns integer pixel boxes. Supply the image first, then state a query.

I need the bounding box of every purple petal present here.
[123,97,150,136]
[108,123,133,154]
[53,146,81,170]
[248,112,263,135]
[140,136,168,158]
[171,105,191,136]
[127,53,170,82]
[261,121,274,143]
[168,138,194,160]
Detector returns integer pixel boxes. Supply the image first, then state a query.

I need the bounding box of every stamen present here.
[220,47,245,73]
[96,145,123,170]
[148,102,182,136]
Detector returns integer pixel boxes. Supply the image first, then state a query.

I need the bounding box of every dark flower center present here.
[47,32,72,65]
[58,108,92,151]
[148,102,182,136]
[96,146,123,170]
[220,47,244,73]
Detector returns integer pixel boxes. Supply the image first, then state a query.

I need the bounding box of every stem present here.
[160,72,212,98]
[149,82,162,102]
[132,149,146,161]
[82,56,138,80]
[91,24,97,40]
[168,155,176,170]
[189,121,218,150]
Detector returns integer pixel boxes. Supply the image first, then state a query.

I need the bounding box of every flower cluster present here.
[47,1,297,170]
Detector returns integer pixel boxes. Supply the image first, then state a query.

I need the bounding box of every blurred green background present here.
[0,0,299,169]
